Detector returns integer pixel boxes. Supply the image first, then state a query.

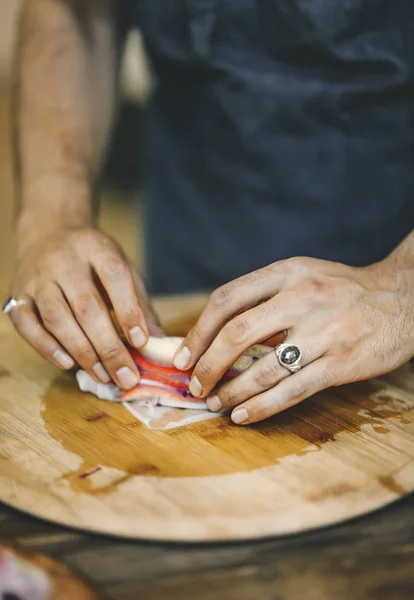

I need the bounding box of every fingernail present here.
[129,326,147,348]
[116,366,139,390]
[53,349,74,369]
[174,346,191,370]
[93,362,111,384]
[207,395,222,412]
[189,376,202,397]
[232,408,248,424]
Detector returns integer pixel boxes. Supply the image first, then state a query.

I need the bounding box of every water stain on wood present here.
[307,483,357,503]
[0,366,10,378]
[39,317,414,496]
[85,412,108,423]
[377,475,406,495]
[373,426,390,434]
[39,370,413,497]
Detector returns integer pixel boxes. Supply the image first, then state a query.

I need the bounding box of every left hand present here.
[173,257,414,425]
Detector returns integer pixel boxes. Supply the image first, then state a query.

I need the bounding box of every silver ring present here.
[2,297,31,315]
[275,344,303,374]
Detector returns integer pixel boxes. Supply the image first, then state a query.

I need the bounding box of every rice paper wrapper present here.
[123,401,222,430]
[76,370,223,429]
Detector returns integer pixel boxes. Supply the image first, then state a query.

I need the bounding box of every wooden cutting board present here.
[0,294,413,542]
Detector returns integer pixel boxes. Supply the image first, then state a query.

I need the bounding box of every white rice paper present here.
[122,401,222,430]
[76,370,223,430]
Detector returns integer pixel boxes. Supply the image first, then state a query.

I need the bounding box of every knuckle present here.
[189,324,203,344]
[288,381,308,402]
[329,322,357,359]
[318,369,336,389]
[75,293,100,320]
[224,316,251,345]
[256,356,281,384]
[99,344,122,362]
[222,386,239,408]
[97,232,117,249]
[101,257,128,282]
[209,285,231,310]
[75,344,96,364]
[328,318,350,342]
[69,229,84,244]
[119,307,140,327]
[71,227,96,245]
[284,256,312,274]
[304,278,327,297]
[197,358,212,379]
[335,343,355,361]
[39,300,61,329]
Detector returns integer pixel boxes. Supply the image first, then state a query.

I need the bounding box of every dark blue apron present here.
[127,1,414,294]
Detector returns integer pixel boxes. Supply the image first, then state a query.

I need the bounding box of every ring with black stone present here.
[275,344,303,374]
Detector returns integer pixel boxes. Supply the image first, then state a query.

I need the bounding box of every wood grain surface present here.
[0,296,414,542]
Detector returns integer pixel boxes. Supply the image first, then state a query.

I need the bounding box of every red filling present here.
[129,348,193,390]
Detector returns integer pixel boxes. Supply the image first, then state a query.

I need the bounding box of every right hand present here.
[9,226,163,390]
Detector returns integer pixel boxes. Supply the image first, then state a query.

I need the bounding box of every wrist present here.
[366,253,414,358]
[16,176,95,253]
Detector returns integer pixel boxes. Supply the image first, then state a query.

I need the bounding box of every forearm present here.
[15,0,123,251]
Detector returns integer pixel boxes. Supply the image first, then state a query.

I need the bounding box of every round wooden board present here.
[0,542,98,599]
[0,295,414,542]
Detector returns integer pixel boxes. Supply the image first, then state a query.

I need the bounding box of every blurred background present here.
[0,1,151,298]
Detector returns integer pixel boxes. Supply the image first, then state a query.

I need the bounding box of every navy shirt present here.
[127,1,414,294]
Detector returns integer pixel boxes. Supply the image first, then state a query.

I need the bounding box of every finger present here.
[92,250,149,349]
[174,267,286,370]
[188,297,294,398]
[10,301,75,370]
[130,267,164,336]
[35,284,110,383]
[230,356,338,425]
[207,336,326,413]
[264,331,287,346]
[95,261,164,338]
[62,277,141,390]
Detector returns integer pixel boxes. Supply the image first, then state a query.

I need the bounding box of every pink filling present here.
[119,347,234,408]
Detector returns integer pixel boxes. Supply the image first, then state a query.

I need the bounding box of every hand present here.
[174,256,414,424]
[10,226,163,389]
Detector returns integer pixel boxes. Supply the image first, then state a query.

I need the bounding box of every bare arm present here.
[10,0,162,390]
[16,0,120,246]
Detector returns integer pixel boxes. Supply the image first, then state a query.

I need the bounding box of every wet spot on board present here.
[0,366,10,378]
[85,412,108,423]
[68,471,133,495]
[307,483,357,502]
[133,464,161,476]
[41,360,414,489]
[377,475,406,495]
[306,431,336,445]
[373,426,390,434]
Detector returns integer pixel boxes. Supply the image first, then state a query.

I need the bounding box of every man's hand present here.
[174,254,414,424]
[11,226,162,390]
[9,0,159,391]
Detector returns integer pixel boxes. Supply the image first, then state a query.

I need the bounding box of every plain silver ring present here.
[275,343,303,374]
[2,297,31,315]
